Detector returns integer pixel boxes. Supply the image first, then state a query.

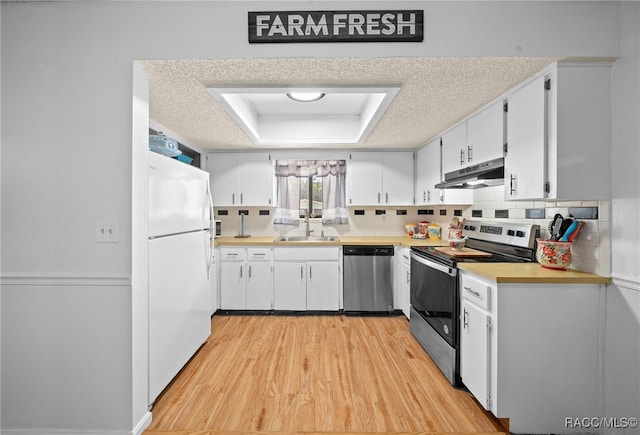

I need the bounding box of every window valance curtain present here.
[274,160,348,226]
[274,160,346,178]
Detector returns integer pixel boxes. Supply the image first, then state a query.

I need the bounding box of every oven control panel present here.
[463,220,539,249]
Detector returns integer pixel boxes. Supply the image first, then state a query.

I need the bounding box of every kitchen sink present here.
[274,235,340,242]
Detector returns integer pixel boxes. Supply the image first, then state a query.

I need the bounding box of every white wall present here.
[0,1,634,434]
[605,3,640,435]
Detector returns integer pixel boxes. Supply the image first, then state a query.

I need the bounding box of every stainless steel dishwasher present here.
[343,245,394,313]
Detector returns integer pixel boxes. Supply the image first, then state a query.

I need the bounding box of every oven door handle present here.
[410,252,457,277]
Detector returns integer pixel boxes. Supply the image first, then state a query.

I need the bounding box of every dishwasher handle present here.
[343,245,394,256]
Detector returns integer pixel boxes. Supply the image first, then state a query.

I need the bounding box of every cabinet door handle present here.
[406,270,410,284]
[377,192,381,204]
[248,265,252,278]
[463,308,468,329]
[309,266,312,280]
[467,145,472,162]
[300,265,304,279]
[464,286,481,298]
[427,190,431,202]
[510,174,517,196]
[240,193,243,204]
[385,192,389,204]
[240,265,243,279]
[232,193,235,205]
[423,190,426,202]
[460,149,465,165]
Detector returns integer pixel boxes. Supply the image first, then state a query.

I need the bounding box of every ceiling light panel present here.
[207,86,400,145]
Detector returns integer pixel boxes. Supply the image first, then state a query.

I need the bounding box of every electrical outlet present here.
[96,219,119,243]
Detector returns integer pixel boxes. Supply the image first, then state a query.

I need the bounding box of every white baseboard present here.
[132,411,153,435]
[0,412,151,435]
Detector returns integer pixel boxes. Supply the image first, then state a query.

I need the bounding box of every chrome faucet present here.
[305,210,314,237]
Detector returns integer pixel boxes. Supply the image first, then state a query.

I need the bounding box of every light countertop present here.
[215,237,609,284]
[458,262,611,284]
[215,235,448,248]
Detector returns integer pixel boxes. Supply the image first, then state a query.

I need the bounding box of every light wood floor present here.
[144,314,507,435]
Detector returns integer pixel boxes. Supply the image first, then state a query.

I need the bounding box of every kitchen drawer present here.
[220,247,247,261]
[460,272,493,311]
[274,246,340,261]
[247,248,273,261]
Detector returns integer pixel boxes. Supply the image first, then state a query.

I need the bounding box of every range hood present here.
[435,157,504,189]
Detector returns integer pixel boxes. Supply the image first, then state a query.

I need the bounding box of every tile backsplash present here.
[215,185,610,276]
[470,186,610,277]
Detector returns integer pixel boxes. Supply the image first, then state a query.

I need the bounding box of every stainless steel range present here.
[409,220,540,386]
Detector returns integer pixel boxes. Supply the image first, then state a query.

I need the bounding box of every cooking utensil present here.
[559,220,580,242]
[567,221,584,242]
[549,214,564,240]
[558,218,574,240]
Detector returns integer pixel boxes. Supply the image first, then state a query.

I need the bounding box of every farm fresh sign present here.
[248,10,424,43]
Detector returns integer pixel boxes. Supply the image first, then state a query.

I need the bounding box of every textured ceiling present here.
[140,57,562,151]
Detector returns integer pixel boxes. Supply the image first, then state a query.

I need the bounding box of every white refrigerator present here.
[148,150,212,405]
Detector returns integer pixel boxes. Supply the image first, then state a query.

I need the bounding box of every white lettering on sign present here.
[366,13,381,35]
[381,13,395,35]
[397,13,416,35]
[248,10,423,43]
[348,14,366,35]
[333,14,347,36]
[306,14,328,36]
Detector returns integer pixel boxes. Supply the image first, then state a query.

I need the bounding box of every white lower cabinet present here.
[210,249,218,315]
[220,261,245,309]
[273,262,307,310]
[460,273,493,410]
[459,269,603,434]
[246,261,274,310]
[219,247,273,310]
[396,247,411,319]
[307,262,341,311]
[273,247,341,311]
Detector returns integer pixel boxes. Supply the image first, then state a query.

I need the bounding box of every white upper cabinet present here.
[505,62,611,200]
[504,75,547,200]
[441,123,467,176]
[415,138,441,205]
[348,152,382,205]
[381,152,415,205]
[416,138,472,205]
[208,152,273,206]
[348,151,414,206]
[442,101,505,177]
[466,100,505,165]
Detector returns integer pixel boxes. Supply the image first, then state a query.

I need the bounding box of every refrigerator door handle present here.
[205,180,214,279]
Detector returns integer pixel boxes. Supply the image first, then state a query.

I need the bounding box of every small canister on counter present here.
[405,223,416,237]
[418,221,429,236]
[428,223,441,240]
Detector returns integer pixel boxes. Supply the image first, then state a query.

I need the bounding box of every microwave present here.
[214,220,221,237]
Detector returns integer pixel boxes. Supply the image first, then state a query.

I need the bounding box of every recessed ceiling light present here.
[207,85,400,145]
[286,92,326,102]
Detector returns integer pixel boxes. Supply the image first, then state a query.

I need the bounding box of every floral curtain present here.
[274,160,348,226]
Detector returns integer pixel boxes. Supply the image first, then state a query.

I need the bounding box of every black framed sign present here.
[248,10,424,43]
